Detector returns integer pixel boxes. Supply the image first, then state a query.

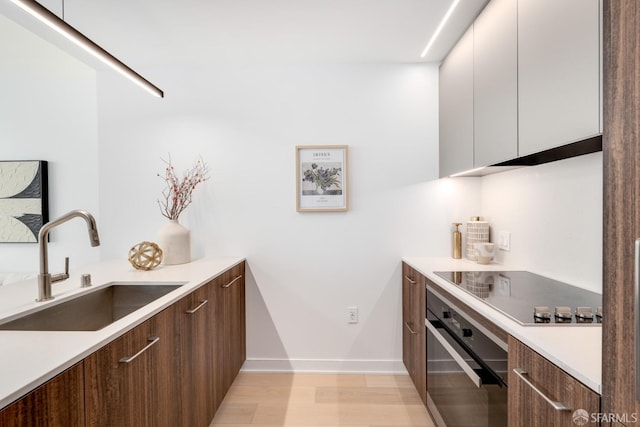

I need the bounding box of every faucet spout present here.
[37,210,101,302]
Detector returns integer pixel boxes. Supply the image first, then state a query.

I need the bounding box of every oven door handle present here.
[425,319,482,388]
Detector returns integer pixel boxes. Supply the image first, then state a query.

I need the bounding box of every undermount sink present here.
[0,282,186,331]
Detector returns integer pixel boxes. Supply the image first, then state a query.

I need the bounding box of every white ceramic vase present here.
[157,219,191,265]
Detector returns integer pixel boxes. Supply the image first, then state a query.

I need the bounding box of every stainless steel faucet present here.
[37,210,101,302]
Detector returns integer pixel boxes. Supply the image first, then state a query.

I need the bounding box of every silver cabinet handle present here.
[222,275,242,288]
[404,321,417,335]
[635,239,640,399]
[119,336,160,364]
[404,275,417,285]
[426,319,482,388]
[512,368,571,411]
[186,299,208,314]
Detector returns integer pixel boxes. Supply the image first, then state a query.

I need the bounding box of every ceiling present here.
[15,0,488,68]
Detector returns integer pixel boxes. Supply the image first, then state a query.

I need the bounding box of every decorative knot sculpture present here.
[128,241,163,270]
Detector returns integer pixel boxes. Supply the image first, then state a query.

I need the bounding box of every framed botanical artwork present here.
[0,161,49,243]
[296,145,348,212]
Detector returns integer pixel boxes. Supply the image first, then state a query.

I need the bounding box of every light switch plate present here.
[498,231,511,251]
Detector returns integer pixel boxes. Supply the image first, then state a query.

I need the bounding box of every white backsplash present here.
[480,152,603,293]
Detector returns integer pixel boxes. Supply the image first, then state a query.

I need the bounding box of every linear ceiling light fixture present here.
[420,0,461,58]
[9,0,164,98]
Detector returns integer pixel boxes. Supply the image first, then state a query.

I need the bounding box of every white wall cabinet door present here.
[473,0,517,167]
[439,26,474,178]
[518,0,601,156]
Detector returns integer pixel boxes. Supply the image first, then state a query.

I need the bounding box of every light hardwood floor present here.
[210,373,435,427]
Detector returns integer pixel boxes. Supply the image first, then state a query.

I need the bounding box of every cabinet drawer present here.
[508,336,600,426]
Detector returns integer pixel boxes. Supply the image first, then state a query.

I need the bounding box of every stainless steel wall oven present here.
[426,285,508,427]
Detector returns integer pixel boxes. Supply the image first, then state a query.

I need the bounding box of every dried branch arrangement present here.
[157,155,209,220]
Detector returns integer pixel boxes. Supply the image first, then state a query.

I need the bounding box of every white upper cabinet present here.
[438,0,601,176]
[517,0,601,156]
[439,26,474,178]
[473,0,517,166]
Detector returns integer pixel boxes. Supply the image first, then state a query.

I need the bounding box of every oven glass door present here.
[426,309,507,427]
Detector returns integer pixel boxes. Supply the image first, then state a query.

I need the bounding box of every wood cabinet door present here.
[401,263,426,405]
[508,336,600,427]
[413,271,427,405]
[402,263,416,381]
[84,307,179,427]
[518,0,601,156]
[0,363,84,427]
[228,262,246,376]
[602,0,640,421]
[439,25,474,177]
[213,262,246,410]
[176,285,214,426]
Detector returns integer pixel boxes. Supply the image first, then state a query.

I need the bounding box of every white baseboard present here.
[241,358,408,375]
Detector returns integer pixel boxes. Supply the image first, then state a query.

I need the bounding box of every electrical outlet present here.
[498,231,511,251]
[347,307,358,324]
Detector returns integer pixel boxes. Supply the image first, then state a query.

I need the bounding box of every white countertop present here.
[403,257,602,394]
[0,256,244,410]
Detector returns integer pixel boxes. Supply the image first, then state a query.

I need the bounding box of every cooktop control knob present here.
[554,306,573,323]
[462,328,473,337]
[533,306,551,323]
[575,306,594,323]
[596,306,603,323]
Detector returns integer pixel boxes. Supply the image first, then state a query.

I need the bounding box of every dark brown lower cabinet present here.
[508,336,600,427]
[0,363,85,427]
[0,261,247,426]
[84,304,179,427]
[176,283,215,426]
[401,262,427,405]
[83,261,245,427]
[214,262,246,410]
[175,262,246,424]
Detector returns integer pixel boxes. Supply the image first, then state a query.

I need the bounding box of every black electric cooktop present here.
[433,271,602,326]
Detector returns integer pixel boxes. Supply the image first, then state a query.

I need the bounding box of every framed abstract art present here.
[0,161,49,243]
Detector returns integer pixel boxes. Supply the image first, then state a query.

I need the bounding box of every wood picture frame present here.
[296,145,348,212]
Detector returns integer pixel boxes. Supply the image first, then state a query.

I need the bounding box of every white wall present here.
[0,12,601,368]
[97,63,482,372]
[0,11,602,368]
[0,15,100,274]
[480,152,602,292]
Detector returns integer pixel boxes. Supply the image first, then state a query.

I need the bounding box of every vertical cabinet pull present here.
[222,275,242,288]
[404,322,418,335]
[512,368,571,411]
[404,275,417,285]
[119,337,160,364]
[635,239,640,400]
[186,300,208,314]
